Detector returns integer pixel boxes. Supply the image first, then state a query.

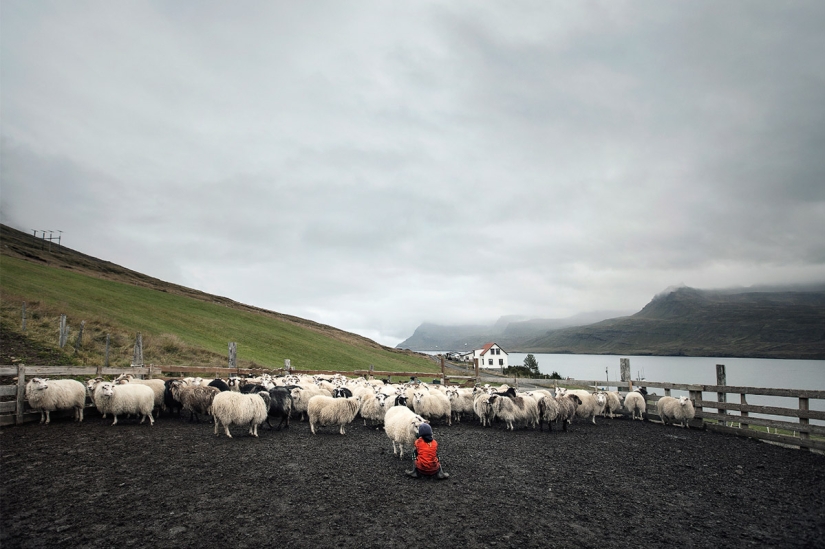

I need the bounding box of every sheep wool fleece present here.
[414,438,440,474]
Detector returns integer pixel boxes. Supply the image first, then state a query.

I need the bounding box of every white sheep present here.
[25,378,86,424]
[211,391,270,438]
[290,385,332,421]
[657,395,695,428]
[488,393,539,430]
[95,382,155,426]
[446,387,476,423]
[115,374,166,417]
[308,395,362,435]
[624,389,647,421]
[359,392,387,426]
[383,406,428,459]
[567,389,601,424]
[412,390,451,425]
[473,393,495,427]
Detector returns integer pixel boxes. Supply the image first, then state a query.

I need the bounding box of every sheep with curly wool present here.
[211,391,270,438]
[25,378,86,424]
[657,395,695,428]
[95,381,155,426]
[412,390,451,425]
[555,393,581,431]
[308,395,361,435]
[488,393,539,430]
[537,395,560,432]
[169,381,219,423]
[624,388,647,421]
[383,406,428,459]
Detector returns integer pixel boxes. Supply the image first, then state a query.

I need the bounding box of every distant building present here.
[471,342,509,370]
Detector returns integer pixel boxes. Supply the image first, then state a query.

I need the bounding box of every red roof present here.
[479,342,507,356]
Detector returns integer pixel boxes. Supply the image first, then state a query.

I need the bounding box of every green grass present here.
[0,256,436,373]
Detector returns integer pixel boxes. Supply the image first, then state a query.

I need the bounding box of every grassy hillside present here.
[0,227,436,373]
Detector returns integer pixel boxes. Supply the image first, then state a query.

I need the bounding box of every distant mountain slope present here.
[396,310,631,352]
[521,287,825,359]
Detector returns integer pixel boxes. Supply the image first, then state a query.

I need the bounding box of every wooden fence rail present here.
[2,363,823,452]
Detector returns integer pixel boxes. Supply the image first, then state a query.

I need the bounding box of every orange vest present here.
[414,437,440,474]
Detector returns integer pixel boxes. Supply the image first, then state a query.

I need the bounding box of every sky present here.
[2,1,824,347]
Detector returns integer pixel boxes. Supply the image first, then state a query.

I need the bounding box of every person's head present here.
[418,422,433,442]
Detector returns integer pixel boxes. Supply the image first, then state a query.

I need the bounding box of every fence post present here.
[59,314,68,348]
[228,342,237,374]
[284,359,291,374]
[22,302,26,331]
[716,364,727,427]
[740,394,749,430]
[474,358,479,384]
[132,333,143,367]
[74,320,86,351]
[440,355,445,384]
[799,397,810,451]
[620,358,632,392]
[16,364,26,425]
[690,388,703,428]
[104,333,110,369]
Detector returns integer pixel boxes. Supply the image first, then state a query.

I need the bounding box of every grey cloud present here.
[2,1,824,346]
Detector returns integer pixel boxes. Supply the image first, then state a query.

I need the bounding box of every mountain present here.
[520,286,825,359]
[0,224,436,372]
[396,310,632,352]
[397,286,825,359]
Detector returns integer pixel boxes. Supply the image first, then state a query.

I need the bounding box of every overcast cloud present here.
[2,1,824,346]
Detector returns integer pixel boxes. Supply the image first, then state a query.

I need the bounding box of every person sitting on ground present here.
[406,423,450,480]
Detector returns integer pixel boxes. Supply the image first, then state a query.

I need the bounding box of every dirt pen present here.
[1,364,824,548]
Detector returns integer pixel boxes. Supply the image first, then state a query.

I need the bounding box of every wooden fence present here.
[515,368,825,452]
[3,362,823,452]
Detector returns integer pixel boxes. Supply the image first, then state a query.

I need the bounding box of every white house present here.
[472,342,509,370]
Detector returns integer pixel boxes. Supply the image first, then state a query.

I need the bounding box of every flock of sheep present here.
[23,373,697,456]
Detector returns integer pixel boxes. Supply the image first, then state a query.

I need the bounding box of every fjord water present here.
[505,353,825,424]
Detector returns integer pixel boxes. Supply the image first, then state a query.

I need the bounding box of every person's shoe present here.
[406,469,420,478]
[436,469,450,480]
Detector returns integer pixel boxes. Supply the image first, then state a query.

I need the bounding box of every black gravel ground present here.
[1,411,823,549]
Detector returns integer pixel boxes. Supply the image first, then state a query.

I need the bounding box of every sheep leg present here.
[340,425,346,435]
[77,406,84,423]
[224,424,232,438]
[310,421,316,435]
[214,419,220,436]
[111,414,119,426]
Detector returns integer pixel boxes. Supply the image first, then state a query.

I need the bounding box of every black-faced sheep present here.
[25,378,86,424]
[264,386,293,430]
[211,391,270,438]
